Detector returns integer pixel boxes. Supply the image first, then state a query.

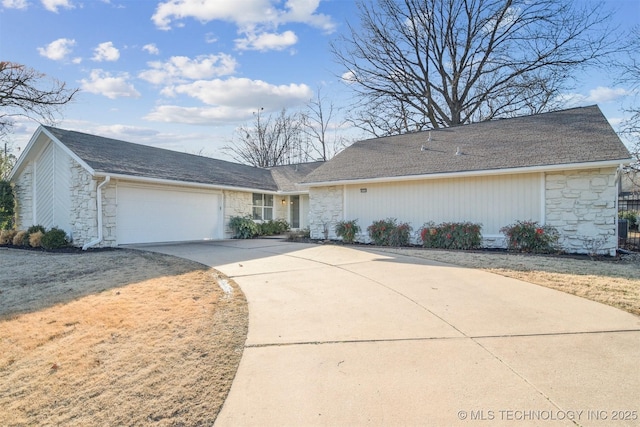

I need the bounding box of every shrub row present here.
[335,219,360,244]
[285,227,311,242]
[228,216,290,239]
[367,218,413,247]
[500,220,559,254]
[334,218,559,253]
[0,225,70,250]
[420,221,482,250]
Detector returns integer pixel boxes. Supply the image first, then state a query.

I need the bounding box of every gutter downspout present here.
[615,163,624,186]
[83,176,111,250]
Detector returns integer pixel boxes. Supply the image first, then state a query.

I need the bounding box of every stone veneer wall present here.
[101,182,117,247]
[68,164,117,248]
[545,167,618,256]
[68,164,95,246]
[223,190,252,237]
[13,163,33,230]
[309,186,343,240]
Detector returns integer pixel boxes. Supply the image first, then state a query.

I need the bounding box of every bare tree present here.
[615,26,640,184]
[618,27,640,142]
[301,88,350,161]
[332,0,615,136]
[1,140,18,180]
[223,108,308,167]
[0,62,79,135]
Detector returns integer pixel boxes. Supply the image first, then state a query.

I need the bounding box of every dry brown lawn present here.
[375,247,640,317]
[0,248,248,427]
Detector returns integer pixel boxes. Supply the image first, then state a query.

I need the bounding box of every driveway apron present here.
[135,240,640,427]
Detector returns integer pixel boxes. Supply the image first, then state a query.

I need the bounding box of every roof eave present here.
[9,126,96,181]
[93,171,290,194]
[302,158,633,187]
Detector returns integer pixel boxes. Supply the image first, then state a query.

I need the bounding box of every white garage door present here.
[116,183,222,245]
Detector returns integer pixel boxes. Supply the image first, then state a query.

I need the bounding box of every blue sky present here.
[1,0,639,161]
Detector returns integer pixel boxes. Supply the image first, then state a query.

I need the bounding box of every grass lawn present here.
[0,249,248,426]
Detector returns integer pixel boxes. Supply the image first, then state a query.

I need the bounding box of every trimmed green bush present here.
[335,219,360,244]
[229,215,259,239]
[275,219,290,234]
[285,227,310,241]
[41,227,70,249]
[258,219,290,236]
[27,224,46,235]
[500,220,559,253]
[419,221,482,250]
[367,218,412,246]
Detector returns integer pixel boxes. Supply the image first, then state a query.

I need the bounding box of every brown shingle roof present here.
[268,162,325,192]
[302,105,631,184]
[44,126,309,192]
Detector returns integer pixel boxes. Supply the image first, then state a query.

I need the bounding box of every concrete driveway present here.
[136,240,640,426]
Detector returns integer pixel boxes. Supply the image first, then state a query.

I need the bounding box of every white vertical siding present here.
[53,143,72,232]
[34,142,54,227]
[344,173,542,235]
[33,140,72,233]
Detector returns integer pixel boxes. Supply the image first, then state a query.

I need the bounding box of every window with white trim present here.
[252,193,273,221]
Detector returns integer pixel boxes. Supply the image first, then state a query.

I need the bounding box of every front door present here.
[290,195,300,228]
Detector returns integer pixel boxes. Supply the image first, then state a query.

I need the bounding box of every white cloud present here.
[235,30,297,51]
[151,0,335,39]
[278,0,335,33]
[164,77,313,110]
[145,105,253,124]
[341,70,356,83]
[587,87,630,103]
[80,69,140,99]
[142,43,160,55]
[69,120,223,154]
[146,77,313,125]
[2,0,28,9]
[41,0,73,12]
[139,54,237,85]
[92,41,120,62]
[559,86,631,108]
[152,0,275,30]
[37,38,76,61]
[205,32,218,44]
[94,124,161,139]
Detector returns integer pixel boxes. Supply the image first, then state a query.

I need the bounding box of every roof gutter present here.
[92,172,298,195]
[82,176,110,250]
[300,158,634,188]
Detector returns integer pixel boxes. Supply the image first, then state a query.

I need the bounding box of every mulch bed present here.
[0,244,118,254]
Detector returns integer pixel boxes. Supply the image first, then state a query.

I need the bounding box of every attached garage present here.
[10,126,320,249]
[115,183,222,245]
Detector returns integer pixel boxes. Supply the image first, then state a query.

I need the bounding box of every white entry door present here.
[116,183,221,244]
